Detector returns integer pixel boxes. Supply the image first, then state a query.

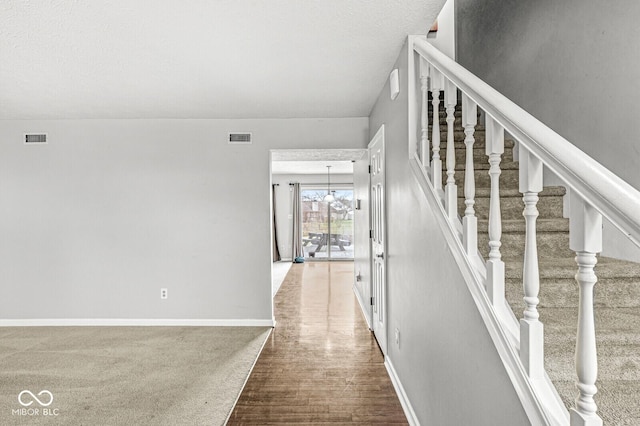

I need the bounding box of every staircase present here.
[433,99,640,425]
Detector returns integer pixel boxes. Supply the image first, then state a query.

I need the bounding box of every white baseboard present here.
[0,318,276,327]
[385,357,420,426]
[353,285,372,329]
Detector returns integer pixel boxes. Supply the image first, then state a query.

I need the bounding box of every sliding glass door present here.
[301,187,354,260]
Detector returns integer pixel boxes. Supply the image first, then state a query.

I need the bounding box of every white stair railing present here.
[409,35,640,426]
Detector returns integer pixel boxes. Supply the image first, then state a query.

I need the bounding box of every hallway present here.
[228,262,407,424]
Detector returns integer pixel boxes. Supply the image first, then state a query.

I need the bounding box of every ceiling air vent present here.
[24,133,48,144]
[228,132,252,144]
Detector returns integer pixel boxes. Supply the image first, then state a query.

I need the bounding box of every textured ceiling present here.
[0,0,444,119]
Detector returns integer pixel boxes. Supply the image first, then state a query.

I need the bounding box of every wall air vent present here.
[24,133,48,144]
[228,133,252,144]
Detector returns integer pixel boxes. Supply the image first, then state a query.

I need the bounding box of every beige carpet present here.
[0,326,271,425]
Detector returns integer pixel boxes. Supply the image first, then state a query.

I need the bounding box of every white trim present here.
[225,327,273,424]
[353,284,372,330]
[0,318,276,327]
[384,357,420,426]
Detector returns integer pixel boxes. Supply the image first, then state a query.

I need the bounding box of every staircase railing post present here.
[430,66,443,195]
[569,194,603,426]
[420,58,430,169]
[462,93,478,256]
[519,149,545,379]
[444,78,458,221]
[485,118,505,306]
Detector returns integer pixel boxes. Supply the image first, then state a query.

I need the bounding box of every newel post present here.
[519,149,545,379]
[444,79,458,221]
[485,118,505,306]
[430,66,443,194]
[420,58,430,168]
[461,93,478,256]
[569,194,603,426]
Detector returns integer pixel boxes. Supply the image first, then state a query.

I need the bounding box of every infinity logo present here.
[18,390,53,407]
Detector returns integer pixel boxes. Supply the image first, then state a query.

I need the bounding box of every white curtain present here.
[291,183,304,259]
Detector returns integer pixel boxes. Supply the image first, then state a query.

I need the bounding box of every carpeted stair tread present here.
[468,194,565,220]
[503,256,640,280]
[448,169,521,189]
[479,218,569,233]
[444,147,516,164]
[432,115,476,125]
[442,143,516,165]
[447,140,515,150]
[542,307,640,341]
[430,125,486,134]
[478,228,571,259]
[504,256,640,310]
[453,160,519,171]
[470,202,564,221]
[456,186,566,198]
[449,138,516,149]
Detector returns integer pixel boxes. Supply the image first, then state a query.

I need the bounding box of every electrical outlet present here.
[395,328,400,347]
[160,288,168,299]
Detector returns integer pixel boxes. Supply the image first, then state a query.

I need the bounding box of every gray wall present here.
[0,118,367,321]
[367,39,529,425]
[456,0,640,191]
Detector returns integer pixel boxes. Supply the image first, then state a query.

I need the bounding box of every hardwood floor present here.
[228,262,408,425]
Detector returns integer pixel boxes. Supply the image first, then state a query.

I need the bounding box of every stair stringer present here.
[410,154,569,426]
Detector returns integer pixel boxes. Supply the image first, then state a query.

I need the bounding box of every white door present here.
[369,125,387,354]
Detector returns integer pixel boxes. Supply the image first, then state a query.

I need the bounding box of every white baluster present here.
[420,58,430,168]
[569,194,603,426]
[485,118,505,306]
[444,79,458,220]
[462,93,478,256]
[519,149,544,378]
[430,66,443,194]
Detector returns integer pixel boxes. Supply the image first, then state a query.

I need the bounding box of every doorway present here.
[270,150,366,269]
